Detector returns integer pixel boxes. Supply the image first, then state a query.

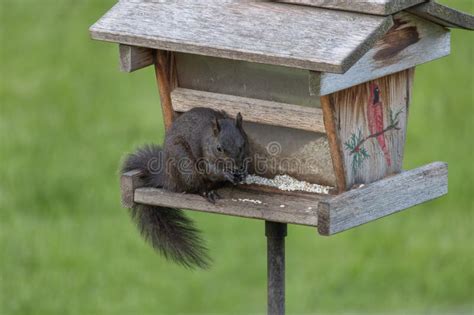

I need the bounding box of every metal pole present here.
[265,221,287,315]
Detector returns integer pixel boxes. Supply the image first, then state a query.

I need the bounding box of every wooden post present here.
[321,95,347,193]
[266,221,287,315]
[154,50,176,130]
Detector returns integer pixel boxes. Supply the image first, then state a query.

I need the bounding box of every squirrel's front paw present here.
[203,190,221,204]
[224,172,245,185]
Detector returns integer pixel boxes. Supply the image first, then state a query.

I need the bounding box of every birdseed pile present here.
[244,174,332,195]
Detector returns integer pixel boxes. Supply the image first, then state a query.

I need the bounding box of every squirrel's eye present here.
[217,145,223,152]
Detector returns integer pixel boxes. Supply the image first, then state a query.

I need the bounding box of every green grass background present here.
[1,1,473,314]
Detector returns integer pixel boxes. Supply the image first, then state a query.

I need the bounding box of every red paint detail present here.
[367,83,392,167]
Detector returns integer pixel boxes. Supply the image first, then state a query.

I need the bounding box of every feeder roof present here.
[90,0,393,73]
[277,0,426,16]
[278,0,474,29]
[90,0,473,74]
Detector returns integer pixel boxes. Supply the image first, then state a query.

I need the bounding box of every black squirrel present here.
[122,107,250,269]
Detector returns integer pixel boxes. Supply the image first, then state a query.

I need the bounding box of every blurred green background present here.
[1,1,473,314]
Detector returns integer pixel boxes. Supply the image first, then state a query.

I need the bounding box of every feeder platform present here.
[122,162,447,236]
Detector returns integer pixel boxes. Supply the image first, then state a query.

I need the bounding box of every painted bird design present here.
[367,83,391,167]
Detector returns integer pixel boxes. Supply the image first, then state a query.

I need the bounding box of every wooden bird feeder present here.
[90,1,473,313]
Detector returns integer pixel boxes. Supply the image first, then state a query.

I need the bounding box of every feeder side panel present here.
[329,68,414,189]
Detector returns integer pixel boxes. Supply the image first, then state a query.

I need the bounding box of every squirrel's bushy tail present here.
[129,204,211,269]
[122,144,211,269]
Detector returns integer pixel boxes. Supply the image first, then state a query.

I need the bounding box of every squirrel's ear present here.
[212,117,221,136]
[236,112,243,129]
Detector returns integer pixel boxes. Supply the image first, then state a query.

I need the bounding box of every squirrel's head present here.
[205,112,249,182]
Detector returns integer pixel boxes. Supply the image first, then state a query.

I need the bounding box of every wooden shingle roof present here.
[90,0,393,73]
[277,0,426,16]
[90,0,473,74]
[407,1,474,30]
[277,0,474,29]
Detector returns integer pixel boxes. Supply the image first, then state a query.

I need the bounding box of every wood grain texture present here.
[330,69,414,189]
[120,170,144,208]
[89,0,393,73]
[154,50,176,130]
[123,162,447,230]
[408,1,474,30]
[134,186,323,227]
[275,0,425,15]
[320,95,347,193]
[313,12,450,96]
[119,44,153,73]
[317,162,448,235]
[171,88,326,133]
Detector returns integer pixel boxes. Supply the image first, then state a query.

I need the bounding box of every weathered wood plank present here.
[119,44,153,73]
[125,162,447,231]
[275,0,425,15]
[154,50,176,130]
[134,186,322,227]
[408,1,474,30]
[329,69,414,189]
[320,95,347,193]
[90,0,393,73]
[312,12,450,96]
[317,162,448,235]
[171,88,326,134]
[120,170,144,208]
